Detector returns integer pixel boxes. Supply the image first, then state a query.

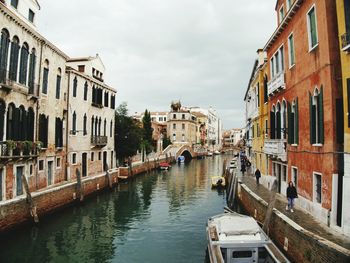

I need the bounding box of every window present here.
[263,75,268,103]
[72,111,77,135]
[314,173,322,204]
[173,133,176,141]
[232,251,253,259]
[72,153,77,164]
[56,74,61,99]
[0,29,10,83]
[110,95,115,109]
[91,116,94,136]
[9,36,20,81]
[73,77,77,97]
[56,157,61,168]
[282,165,287,181]
[98,152,101,160]
[55,117,63,147]
[256,83,260,107]
[307,5,318,50]
[28,49,36,93]
[42,61,49,94]
[286,0,292,10]
[38,160,44,171]
[173,123,176,130]
[288,33,295,67]
[104,119,107,136]
[279,6,285,23]
[39,114,48,148]
[110,120,113,137]
[270,46,284,78]
[164,117,166,121]
[11,0,18,8]
[173,114,176,119]
[182,123,185,130]
[19,43,29,85]
[91,152,94,161]
[28,9,35,23]
[104,92,109,107]
[288,98,299,145]
[78,65,85,73]
[182,134,185,142]
[292,167,298,188]
[309,88,324,144]
[84,82,88,101]
[182,114,185,119]
[83,114,87,135]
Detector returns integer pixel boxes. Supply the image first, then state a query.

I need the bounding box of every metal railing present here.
[0,141,39,158]
[341,32,350,51]
[267,71,285,96]
[0,69,39,96]
[90,136,108,146]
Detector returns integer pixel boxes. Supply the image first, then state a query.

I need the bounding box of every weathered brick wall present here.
[238,183,350,263]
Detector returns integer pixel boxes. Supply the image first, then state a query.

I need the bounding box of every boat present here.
[206,211,290,263]
[159,162,171,170]
[214,150,221,155]
[211,176,226,188]
[177,156,185,163]
[208,152,213,157]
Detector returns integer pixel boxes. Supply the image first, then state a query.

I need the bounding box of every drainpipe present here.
[65,70,71,181]
[35,39,44,190]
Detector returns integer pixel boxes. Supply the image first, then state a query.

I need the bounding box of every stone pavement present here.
[239,174,350,251]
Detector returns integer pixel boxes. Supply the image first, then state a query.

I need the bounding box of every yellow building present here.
[336,0,350,237]
[244,50,269,179]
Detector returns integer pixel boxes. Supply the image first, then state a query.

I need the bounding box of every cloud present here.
[38,0,277,129]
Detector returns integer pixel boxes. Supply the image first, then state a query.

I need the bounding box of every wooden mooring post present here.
[105,164,113,189]
[76,168,84,202]
[22,174,39,223]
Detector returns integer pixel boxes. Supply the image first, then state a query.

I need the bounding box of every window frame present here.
[279,5,285,24]
[72,153,77,165]
[306,5,319,52]
[313,172,322,204]
[38,159,45,171]
[28,9,35,23]
[56,157,61,169]
[288,32,295,68]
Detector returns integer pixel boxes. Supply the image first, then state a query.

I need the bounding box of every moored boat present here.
[214,150,221,155]
[177,156,185,163]
[207,211,290,263]
[159,162,171,170]
[208,152,213,157]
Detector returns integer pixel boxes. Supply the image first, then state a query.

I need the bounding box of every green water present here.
[0,155,231,263]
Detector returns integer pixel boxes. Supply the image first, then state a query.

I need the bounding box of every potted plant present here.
[36,141,43,151]
[5,140,16,156]
[23,141,33,155]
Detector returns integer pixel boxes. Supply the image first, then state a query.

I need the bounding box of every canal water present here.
[0,155,233,263]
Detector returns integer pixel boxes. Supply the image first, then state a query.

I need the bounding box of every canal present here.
[0,155,232,263]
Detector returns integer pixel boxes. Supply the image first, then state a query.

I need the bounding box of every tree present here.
[141,109,154,155]
[115,102,142,165]
[162,136,172,149]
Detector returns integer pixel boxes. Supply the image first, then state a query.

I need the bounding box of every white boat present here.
[177,156,185,163]
[207,211,290,263]
[211,176,226,188]
[214,150,221,155]
[208,152,213,157]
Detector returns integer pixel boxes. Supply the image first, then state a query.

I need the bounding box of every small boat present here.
[211,176,226,188]
[159,162,171,170]
[208,152,213,157]
[214,150,221,155]
[177,156,185,163]
[207,211,290,263]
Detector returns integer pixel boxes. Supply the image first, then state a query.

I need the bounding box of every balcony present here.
[341,32,350,52]
[263,139,287,162]
[91,136,108,147]
[268,71,285,97]
[91,102,103,108]
[0,141,39,160]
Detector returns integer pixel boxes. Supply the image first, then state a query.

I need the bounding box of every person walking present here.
[286,181,298,212]
[241,163,246,176]
[255,168,261,185]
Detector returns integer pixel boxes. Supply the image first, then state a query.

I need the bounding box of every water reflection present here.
[0,155,232,263]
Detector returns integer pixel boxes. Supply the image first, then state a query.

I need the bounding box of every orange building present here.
[264,0,343,228]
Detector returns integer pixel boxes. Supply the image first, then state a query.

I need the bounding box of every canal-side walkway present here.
[240,174,350,251]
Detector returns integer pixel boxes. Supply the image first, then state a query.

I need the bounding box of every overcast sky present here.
[38,0,276,129]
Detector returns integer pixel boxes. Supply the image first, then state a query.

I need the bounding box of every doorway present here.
[16,166,24,196]
[103,151,107,171]
[47,161,53,186]
[82,153,87,177]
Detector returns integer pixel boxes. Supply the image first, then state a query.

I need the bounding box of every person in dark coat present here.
[286,181,298,212]
[255,168,261,185]
[240,163,246,176]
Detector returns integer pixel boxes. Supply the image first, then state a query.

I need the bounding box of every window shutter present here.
[270,111,275,139]
[287,102,292,144]
[295,97,299,144]
[309,92,316,144]
[318,86,324,144]
[276,111,281,139]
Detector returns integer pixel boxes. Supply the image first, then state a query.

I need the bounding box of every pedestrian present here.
[286,181,298,212]
[255,168,261,185]
[241,163,246,176]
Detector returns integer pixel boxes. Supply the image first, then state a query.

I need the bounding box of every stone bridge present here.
[162,143,207,161]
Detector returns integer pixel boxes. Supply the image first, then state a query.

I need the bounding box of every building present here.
[191,111,207,146]
[66,55,117,180]
[336,0,350,236]
[0,0,117,202]
[167,102,197,145]
[222,129,242,150]
[264,0,342,230]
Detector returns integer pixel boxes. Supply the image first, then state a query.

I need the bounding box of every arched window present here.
[9,36,20,81]
[6,103,15,140]
[18,105,26,141]
[39,114,48,148]
[270,105,276,139]
[55,117,63,147]
[91,116,94,137]
[56,68,62,99]
[73,77,77,97]
[288,99,299,145]
[72,111,77,135]
[94,116,98,137]
[276,103,281,139]
[42,59,49,94]
[110,120,113,137]
[92,85,96,103]
[282,101,287,139]
[19,42,29,85]
[0,29,10,83]
[0,99,6,141]
[28,48,36,93]
[27,107,34,141]
[104,91,109,107]
[310,87,324,144]
[98,117,102,136]
[84,81,88,101]
[83,114,87,135]
[263,75,268,103]
[104,118,107,136]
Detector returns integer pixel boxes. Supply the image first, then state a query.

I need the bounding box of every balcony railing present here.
[268,71,285,97]
[0,141,39,159]
[263,139,287,162]
[91,136,108,146]
[341,32,350,52]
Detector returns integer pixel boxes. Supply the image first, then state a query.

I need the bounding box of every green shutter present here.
[270,111,275,139]
[287,102,292,144]
[295,97,299,144]
[318,86,324,144]
[276,111,281,139]
[309,92,315,144]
